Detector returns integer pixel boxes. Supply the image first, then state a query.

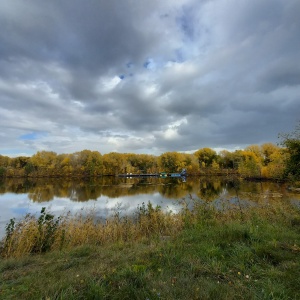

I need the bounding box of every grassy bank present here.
[1,198,300,299]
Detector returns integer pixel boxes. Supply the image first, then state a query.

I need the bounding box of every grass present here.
[0,197,300,299]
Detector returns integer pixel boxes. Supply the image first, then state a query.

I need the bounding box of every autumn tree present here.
[0,155,10,177]
[0,155,10,167]
[261,148,287,179]
[219,150,236,169]
[56,154,73,176]
[127,154,157,174]
[30,151,57,176]
[194,148,218,169]
[159,152,184,173]
[261,143,280,165]
[70,150,103,176]
[237,150,262,178]
[180,153,199,174]
[102,152,127,175]
[245,145,262,159]
[82,150,103,176]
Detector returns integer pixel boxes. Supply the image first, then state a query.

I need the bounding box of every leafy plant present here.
[280,122,300,181]
[5,217,16,240]
[32,207,60,253]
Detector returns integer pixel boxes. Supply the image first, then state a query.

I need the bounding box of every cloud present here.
[0,0,299,157]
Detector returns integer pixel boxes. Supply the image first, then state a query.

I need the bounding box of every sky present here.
[0,0,299,157]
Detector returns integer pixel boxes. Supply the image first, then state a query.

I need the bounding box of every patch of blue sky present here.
[19,132,38,140]
[1,149,33,156]
[19,131,47,141]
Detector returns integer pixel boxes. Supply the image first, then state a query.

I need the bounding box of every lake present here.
[0,176,299,238]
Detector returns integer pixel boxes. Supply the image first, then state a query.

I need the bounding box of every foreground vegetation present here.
[1,196,299,299]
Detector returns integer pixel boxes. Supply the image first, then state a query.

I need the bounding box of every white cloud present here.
[98,76,122,92]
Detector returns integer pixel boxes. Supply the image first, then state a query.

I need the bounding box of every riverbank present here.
[1,199,300,299]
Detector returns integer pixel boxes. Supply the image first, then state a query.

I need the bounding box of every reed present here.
[1,202,184,258]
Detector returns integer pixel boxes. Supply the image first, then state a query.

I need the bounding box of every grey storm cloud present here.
[0,0,299,156]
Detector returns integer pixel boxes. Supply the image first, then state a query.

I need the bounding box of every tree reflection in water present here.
[0,177,299,205]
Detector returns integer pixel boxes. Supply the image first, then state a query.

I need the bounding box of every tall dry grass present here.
[0,202,184,258]
[1,194,299,258]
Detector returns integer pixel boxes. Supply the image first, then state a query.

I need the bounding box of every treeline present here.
[0,143,291,179]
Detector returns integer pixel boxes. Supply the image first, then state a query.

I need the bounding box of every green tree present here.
[0,166,6,177]
[280,122,300,180]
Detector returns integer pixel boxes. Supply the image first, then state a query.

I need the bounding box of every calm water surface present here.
[0,176,299,238]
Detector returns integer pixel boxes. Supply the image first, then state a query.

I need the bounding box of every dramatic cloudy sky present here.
[0,0,299,157]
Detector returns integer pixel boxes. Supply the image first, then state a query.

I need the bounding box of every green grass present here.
[1,200,300,299]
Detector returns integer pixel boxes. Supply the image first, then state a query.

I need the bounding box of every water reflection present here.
[0,177,299,238]
[197,179,224,201]
[1,177,299,203]
[1,177,193,202]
